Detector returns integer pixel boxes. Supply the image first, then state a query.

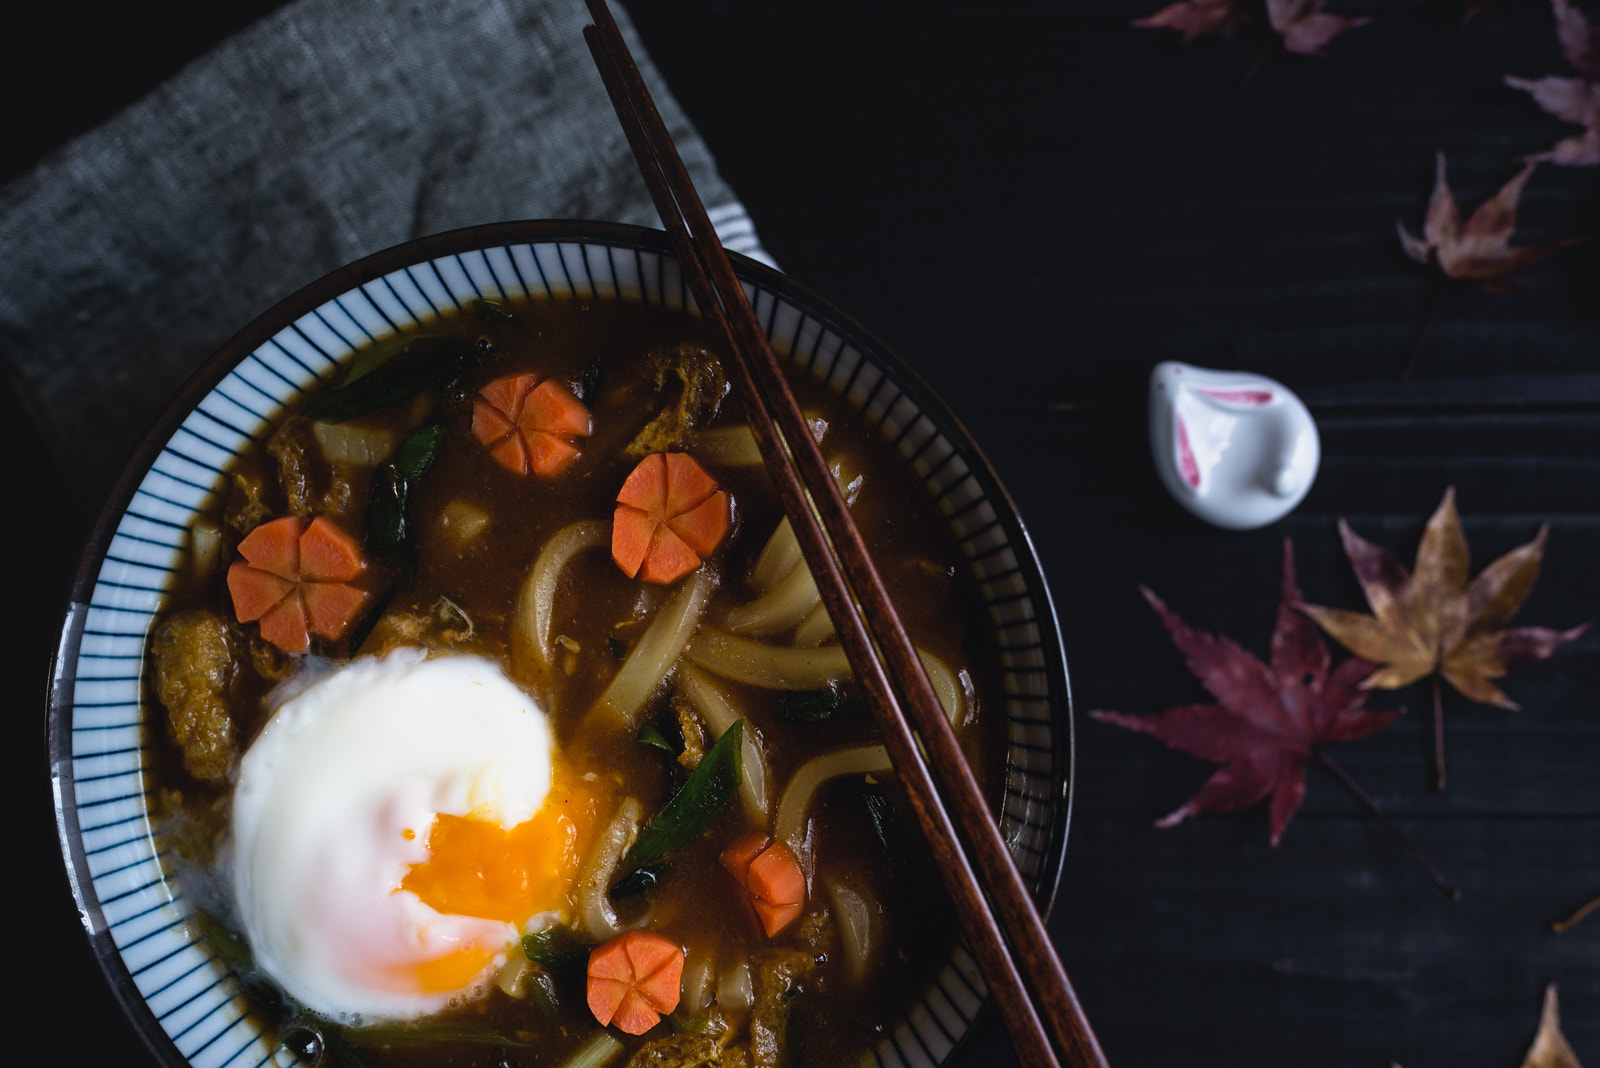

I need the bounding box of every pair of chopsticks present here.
[582,5,1109,1066]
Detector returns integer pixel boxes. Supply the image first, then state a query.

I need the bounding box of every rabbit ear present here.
[1195,386,1275,407]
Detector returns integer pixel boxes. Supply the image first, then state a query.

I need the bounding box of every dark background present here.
[15,2,1597,1066]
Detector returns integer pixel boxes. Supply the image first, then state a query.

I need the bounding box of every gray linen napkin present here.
[0,0,767,512]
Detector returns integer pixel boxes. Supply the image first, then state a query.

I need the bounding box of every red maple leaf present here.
[1092,543,1457,896]
[1505,0,1600,167]
[1397,153,1586,292]
[1092,542,1397,843]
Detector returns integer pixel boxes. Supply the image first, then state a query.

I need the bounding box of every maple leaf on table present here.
[1091,541,1457,896]
[1398,985,1583,1068]
[1133,0,1242,42]
[1505,0,1600,167]
[1300,488,1589,791]
[1133,0,1367,54]
[1397,153,1587,293]
[1518,986,1585,1068]
[1265,0,1370,55]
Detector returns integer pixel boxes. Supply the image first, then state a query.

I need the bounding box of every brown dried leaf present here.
[1521,985,1584,1068]
[1301,487,1588,708]
[1265,0,1370,55]
[1396,154,1587,291]
[1393,985,1583,1068]
[1505,0,1600,166]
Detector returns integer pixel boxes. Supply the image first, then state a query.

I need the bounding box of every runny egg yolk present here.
[402,765,606,927]
[385,764,610,995]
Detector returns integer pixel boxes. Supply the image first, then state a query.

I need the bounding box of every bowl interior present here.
[49,221,1072,1068]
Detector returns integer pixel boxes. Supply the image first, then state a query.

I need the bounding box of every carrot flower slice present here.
[586,930,684,1035]
[226,515,369,654]
[471,372,593,477]
[612,452,732,584]
[721,832,806,937]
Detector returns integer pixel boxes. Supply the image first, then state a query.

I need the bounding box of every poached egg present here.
[231,650,597,1020]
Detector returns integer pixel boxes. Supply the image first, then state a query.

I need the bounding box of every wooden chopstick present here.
[582,6,1109,1066]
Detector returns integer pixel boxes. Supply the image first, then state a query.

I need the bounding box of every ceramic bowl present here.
[47,220,1073,1068]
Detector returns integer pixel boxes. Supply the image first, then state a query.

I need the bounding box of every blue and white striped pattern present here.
[57,232,1067,1068]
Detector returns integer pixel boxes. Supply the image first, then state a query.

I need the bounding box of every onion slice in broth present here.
[511,519,610,681]
[590,568,714,730]
[576,796,643,941]
[682,628,965,726]
[775,744,893,859]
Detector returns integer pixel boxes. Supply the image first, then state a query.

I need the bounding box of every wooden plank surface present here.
[12,1,1597,1066]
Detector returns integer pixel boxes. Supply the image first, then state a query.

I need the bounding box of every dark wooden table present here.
[15,2,1597,1066]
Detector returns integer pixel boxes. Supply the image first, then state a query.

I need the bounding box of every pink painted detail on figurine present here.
[1176,415,1202,489]
[1148,362,1320,530]
[1197,388,1273,406]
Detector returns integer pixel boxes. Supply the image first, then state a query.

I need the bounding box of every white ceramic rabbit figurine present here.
[1148,361,1320,530]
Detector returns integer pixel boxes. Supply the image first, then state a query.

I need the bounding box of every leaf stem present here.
[1236,39,1275,90]
[1398,283,1448,382]
[1432,675,1447,792]
[1314,750,1460,900]
[1551,894,1600,933]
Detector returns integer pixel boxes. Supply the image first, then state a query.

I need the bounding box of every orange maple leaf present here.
[1394,985,1583,1068]
[1300,488,1588,789]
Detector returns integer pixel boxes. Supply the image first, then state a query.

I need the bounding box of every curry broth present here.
[147,294,1004,1068]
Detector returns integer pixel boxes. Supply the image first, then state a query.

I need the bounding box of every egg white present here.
[231,649,553,1020]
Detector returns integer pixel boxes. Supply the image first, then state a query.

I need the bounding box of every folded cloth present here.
[0,0,767,512]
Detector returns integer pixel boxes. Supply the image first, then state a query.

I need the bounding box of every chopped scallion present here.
[557,1031,625,1068]
[627,720,744,863]
[522,927,591,974]
[635,722,676,755]
[610,861,669,899]
[778,687,845,722]
[304,335,475,424]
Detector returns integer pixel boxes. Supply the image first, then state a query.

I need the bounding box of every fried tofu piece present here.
[149,610,239,782]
